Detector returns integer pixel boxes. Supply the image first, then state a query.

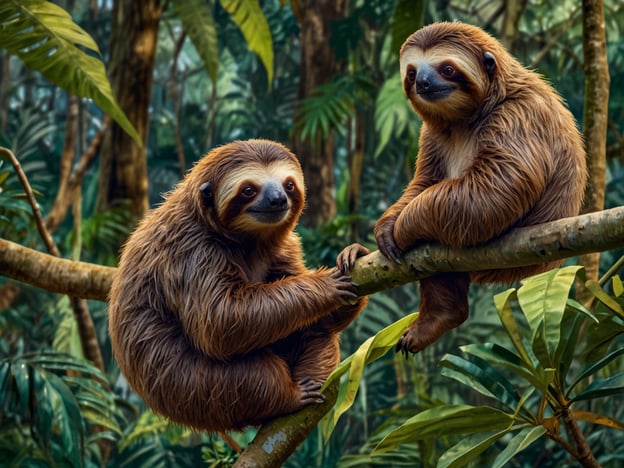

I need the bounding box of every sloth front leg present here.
[396,272,470,355]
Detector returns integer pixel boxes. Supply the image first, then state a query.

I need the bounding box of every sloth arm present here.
[374,140,442,261]
[174,244,354,361]
[393,133,551,250]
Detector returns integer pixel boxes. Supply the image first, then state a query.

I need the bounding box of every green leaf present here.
[553,306,586,386]
[517,266,583,368]
[173,0,218,83]
[491,426,547,468]
[45,371,85,463]
[374,73,415,157]
[12,361,30,414]
[295,77,355,144]
[494,288,533,366]
[319,313,418,439]
[438,429,511,468]
[568,347,624,396]
[613,276,623,297]
[571,373,624,402]
[33,370,54,444]
[374,405,513,454]
[440,354,520,409]
[460,343,546,391]
[585,279,624,319]
[219,0,273,83]
[390,0,425,55]
[0,0,141,144]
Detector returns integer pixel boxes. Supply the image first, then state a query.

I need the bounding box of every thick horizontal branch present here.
[0,207,623,302]
[351,206,624,296]
[0,239,115,301]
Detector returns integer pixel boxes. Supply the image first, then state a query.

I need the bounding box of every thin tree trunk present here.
[291,0,349,228]
[499,0,528,51]
[96,0,163,219]
[579,0,610,294]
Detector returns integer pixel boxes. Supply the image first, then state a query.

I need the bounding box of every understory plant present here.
[323,265,624,467]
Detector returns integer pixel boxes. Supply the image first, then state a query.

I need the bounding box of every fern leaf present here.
[219,0,273,83]
[0,0,140,144]
[173,0,218,83]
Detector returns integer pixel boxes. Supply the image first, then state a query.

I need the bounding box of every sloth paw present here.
[395,318,453,357]
[298,377,326,406]
[337,243,371,273]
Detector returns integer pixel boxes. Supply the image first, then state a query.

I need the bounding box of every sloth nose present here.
[267,189,288,209]
[416,63,435,93]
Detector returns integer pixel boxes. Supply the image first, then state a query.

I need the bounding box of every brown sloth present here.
[108,139,367,431]
[373,22,586,354]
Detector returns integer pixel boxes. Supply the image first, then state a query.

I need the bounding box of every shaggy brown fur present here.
[108,139,367,431]
[373,22,586,354]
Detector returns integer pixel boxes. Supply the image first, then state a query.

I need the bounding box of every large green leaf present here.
[374,73,417,157]
[585,279,624,319]
[568,347,624,396]
[219,0,273,83]
[0,0,140,144]
[319,313,418,439]
[517,266,583,368]
[494,288,534,366]
[390,0,425,54]
[460,343,548,391]
[173,0,218,83]
[491,426,547,468]
[440,354,521,410]
[294,76,355,144]
[374,405,513,454]
[438,429,511,468]
[571,373,624,402]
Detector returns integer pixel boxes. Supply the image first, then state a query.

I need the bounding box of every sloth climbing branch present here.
[0,206,623,302]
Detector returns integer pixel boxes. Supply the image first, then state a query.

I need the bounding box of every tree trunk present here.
[579,0,610,288]
[499,0,528,51]
[96,0,163,219]
[291,0,349,228]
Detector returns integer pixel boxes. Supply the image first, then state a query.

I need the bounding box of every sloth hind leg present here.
[396,272,470,355]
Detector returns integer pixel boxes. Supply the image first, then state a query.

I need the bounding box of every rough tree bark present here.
[579,0,610,284]
[96,0,163,219]
[291,0,349,228]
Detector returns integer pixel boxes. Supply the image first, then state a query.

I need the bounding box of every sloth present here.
[373,22,587,354]
[108,139,367,431]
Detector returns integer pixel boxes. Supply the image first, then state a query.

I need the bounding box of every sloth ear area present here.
[199,181,213,209]
[483,51,497,78]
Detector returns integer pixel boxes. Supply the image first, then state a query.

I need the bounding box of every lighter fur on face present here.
[216,159,304,230]
[400,44,487,114]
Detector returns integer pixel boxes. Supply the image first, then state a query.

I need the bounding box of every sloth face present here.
[400,42,489,119]
[214,160,305,234]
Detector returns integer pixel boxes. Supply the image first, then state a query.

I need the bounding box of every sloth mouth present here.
[246,208,289,223]
[416,86,455,101]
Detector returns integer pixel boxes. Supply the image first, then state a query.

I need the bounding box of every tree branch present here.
[0,207,623,303]
[1,207,623,465]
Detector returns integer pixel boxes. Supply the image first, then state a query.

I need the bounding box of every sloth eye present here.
[241,186,256,198]
[441,65,455,77]
[284,181,295,192]
[406,68,417,83]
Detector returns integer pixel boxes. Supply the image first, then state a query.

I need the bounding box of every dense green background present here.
[1,0,623,466]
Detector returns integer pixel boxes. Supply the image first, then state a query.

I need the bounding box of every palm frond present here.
[173,0,218,83]
[0,0,140,144]
[219,0,273,83]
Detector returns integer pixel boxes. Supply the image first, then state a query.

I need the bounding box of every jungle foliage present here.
[1,0,623,466]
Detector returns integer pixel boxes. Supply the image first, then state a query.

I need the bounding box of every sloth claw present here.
[298,377,325,406]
